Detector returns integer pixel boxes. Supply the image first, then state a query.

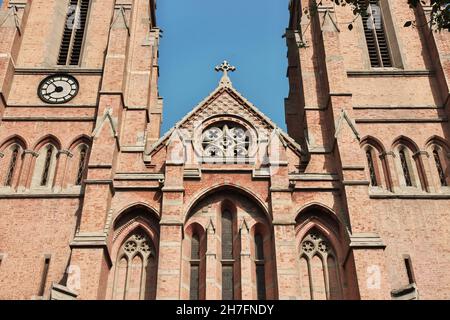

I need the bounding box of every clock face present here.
[38,74,79,104]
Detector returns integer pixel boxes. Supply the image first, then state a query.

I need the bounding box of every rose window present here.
[202,123,250,158]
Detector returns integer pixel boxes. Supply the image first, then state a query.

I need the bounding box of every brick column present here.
[156,130,185,299]
[273,223,300,299]
[156,223,183,299]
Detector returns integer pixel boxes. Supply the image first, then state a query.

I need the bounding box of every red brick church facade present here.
[0,0,449,300]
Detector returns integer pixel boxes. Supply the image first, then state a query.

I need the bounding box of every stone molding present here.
[391,283,419,300]
[50,283,78,300]
[349,233,386,249]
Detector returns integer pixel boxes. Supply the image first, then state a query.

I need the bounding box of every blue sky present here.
[158,0,289,133]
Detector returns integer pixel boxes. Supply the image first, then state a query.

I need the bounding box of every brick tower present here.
[0,0,449,300]
[285,0,450,299]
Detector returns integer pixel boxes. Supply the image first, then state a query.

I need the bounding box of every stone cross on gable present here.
[215,60,236,88]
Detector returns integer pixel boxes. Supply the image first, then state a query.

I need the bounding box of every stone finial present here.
[215,60,236,87]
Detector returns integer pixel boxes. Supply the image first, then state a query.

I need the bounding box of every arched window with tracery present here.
[113,231,156,300]
[202,123,250,159]
[299,231,342,300]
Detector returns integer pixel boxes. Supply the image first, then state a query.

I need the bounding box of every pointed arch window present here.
[190,233,201,300]
[41,145,54,186]
[433,148,448,187]
[254,233,266,300]
[113,231,156,300]
[366,147,379,187]
[221,209,234,300]
[399,148,412,187]
[4,145,20,187]
[75,145,88,185]
[299,231,342,300]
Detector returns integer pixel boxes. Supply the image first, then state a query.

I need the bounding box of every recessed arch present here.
[67,134,91,151]
[294,203,348,264]
[425,135,449,151]
[113,202,161,227]
[0,135,28,151]
[391,135,420,153]
[185,183,270,223]
[295,204,350,300]
[109,204,160,301]
[32,134,62,151]
[111,225,158,300]
[295,203,342,229]
[360,135,386,154]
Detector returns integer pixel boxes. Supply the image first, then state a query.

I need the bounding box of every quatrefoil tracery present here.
[202,123,250,158]
[122,233,153,257]
[300,232,332,258]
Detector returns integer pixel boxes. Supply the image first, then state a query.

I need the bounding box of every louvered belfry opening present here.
[58,0,90,66]
[359,0,392,67]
